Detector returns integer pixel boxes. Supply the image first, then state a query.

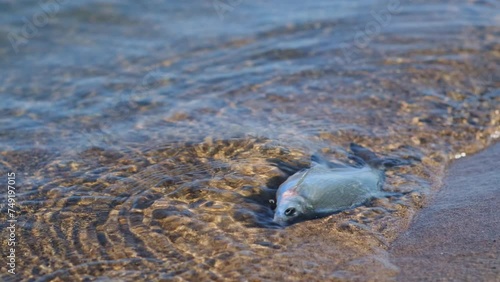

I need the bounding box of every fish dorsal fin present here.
[350,143,378,163]
[311,153,329,166]
[311,153,350,169]
[349,143,410,170]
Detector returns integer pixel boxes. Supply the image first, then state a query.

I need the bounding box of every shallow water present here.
[0,0,499,280]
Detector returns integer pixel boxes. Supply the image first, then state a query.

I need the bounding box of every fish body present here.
[273,143,402,225]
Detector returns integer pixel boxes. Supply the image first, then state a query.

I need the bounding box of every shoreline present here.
[389,142,500,281]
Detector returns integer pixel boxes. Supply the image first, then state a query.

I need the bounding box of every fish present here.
[273,143,406,226]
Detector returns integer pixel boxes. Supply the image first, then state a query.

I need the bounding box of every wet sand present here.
[390,142,500,281]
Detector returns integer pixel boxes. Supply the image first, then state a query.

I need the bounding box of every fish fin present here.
[311,153,328,166]
[267,158,307,176]
[371,158,409,169]
[347,154,366,167]
[311,153,349,169]
[349,143,378,163]
[349,143,410,170]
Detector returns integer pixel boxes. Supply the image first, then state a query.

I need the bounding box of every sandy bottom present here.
[390,143,500,281]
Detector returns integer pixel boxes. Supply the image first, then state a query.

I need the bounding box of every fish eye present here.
[284,207,296,217]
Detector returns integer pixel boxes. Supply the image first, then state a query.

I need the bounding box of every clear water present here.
[0,0,499,280]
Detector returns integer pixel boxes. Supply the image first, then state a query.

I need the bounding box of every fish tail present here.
[349,143,409,170]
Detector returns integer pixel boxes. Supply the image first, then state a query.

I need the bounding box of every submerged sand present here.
[390,143,500,281]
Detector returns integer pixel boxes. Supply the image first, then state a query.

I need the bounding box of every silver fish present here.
[273,143,404,225]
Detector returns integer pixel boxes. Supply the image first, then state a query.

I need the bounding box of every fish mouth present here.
[273,215,287,226]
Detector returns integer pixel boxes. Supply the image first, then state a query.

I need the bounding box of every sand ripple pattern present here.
[1,137,432,281]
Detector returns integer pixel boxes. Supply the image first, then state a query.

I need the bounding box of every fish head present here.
[273,196,309,226]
